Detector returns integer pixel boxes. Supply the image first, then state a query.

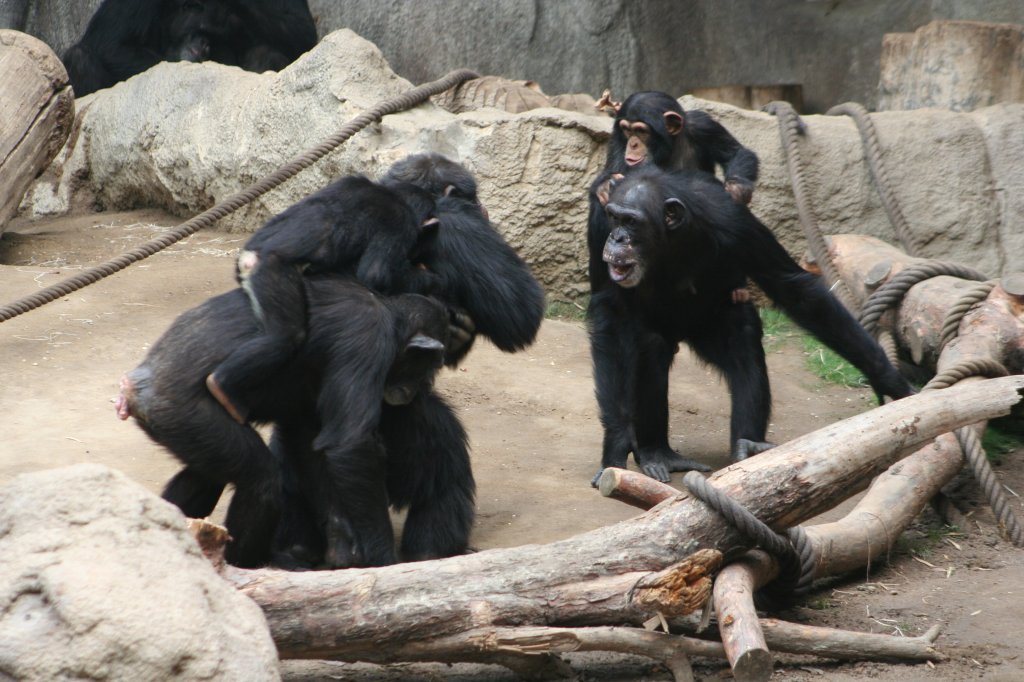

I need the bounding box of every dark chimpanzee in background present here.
[62,0,316,97]
[589,167,912,484]
[206,175,441,424]
[117,277,453,568]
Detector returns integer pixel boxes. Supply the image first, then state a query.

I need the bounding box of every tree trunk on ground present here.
[0,30,73,232]
[223,377,1024,660]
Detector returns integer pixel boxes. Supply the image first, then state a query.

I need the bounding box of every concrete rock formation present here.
[879,20,1024,112]
[0,463,280,681]
[18,28,1024,301]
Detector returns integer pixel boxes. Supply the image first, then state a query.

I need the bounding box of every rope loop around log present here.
[0,68,480,324]
[857,260,989,336]
[683,472,816,597]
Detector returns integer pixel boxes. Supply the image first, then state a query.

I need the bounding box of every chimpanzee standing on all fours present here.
[585,92,912,485]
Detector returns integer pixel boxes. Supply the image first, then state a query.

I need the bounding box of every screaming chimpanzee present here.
[589,167,912,484]
[118,277,454,568]
[589,91,760,318]
[206,175,441,424]
[62,0,316,97]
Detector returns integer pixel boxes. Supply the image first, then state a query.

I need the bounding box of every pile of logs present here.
[194,234,1022,681]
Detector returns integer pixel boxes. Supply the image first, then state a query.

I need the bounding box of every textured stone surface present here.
[879,20,1024,112]
[0,464,280,681]
[8,0,1024,113]
[18,29,1024,302]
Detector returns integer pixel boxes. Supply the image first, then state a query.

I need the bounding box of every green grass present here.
[545,299,587,321]
[982,419,1024,465]
[801,337,869,389]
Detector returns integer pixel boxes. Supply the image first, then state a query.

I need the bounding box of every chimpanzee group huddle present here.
[117,94,910,567]
[118,154,545,568]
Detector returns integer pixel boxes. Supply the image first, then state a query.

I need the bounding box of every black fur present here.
[63,0,316,97]
[588,167,912,484]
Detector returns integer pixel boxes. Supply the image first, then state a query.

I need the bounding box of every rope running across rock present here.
[0,68,479,323]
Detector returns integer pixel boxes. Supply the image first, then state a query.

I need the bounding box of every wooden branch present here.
[220,377,1024,660]
[761,620,944,662]
[0,30,74,231]
[713,550,777,682]
[598,467,680,509]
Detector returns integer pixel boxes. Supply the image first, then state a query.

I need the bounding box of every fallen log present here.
[223,377,1024,662]
[0,30,73,233]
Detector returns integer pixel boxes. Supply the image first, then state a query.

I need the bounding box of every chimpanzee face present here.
[602,175,689,289]
[614,96,684,169]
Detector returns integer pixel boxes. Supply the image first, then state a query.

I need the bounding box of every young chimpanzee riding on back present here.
[206,175,441,424]
[589,167,912,485]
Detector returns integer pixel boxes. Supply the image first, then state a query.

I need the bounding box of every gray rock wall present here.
[21,29,1023,303]
[7,0,1024,113]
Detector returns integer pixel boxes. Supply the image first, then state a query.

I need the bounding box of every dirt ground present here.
[1,210,1022,681]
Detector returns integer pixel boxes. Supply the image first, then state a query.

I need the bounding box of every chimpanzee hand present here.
[634,447,712,483]
[444,306,477,366]
[869,368,915,405]
[724,178,754,205]
[595,173,626,206]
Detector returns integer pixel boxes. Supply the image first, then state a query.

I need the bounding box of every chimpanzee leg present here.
[267,422,326,569]
[319,435,396,569]
[588,291,639,485]
[381,392,474,561]
[161,467,226,519]
[207,253,308,422]
[689,302,773,461]
[632,332,712,482]
[144,400,283,568]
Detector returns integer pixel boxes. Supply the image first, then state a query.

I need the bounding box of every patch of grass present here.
[982,420,1024,466]
[545,299,587,321]
[801,337,869,389]
[759,307,796,351]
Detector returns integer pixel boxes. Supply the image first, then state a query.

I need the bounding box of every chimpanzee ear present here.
[664,198,689,230]
[663,111,684,136]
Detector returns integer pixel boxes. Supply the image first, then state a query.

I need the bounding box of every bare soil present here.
[1,211,1022,681]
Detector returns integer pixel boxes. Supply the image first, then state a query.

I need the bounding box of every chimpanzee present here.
[588,167,912,485]
[62,0,316,97]
[589,91,760,320]
[206,175,441,424]
[118,277,454,568]
[383,153,546,364]
[119,155,545,568]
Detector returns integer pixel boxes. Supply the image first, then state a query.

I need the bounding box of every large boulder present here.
[18,28,1024,300]
[0,464,279,681]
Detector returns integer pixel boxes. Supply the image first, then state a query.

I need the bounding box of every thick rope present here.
[937,280,998,353]
[764,100,857,310]
[826,102,924,256]
[0,69,479,323]
[683,472,816,595]
[858,261,988,337]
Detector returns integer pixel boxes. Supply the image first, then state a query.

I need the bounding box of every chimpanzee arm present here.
[433,198,544,355]
[735,215,912,401]
[231,0,317,58]
[685,110,759,203]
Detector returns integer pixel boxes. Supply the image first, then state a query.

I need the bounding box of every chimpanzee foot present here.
[731,438,776,461]
[636,449,712,483]
[205,373,248,424]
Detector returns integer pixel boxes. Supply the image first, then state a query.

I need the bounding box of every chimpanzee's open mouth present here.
[625,155,645,167]
[606,260,640,287]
